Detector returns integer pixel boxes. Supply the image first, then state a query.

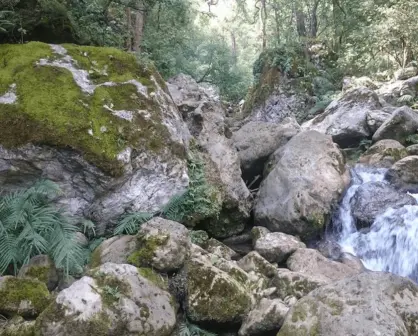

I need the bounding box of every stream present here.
[329,165,418,282]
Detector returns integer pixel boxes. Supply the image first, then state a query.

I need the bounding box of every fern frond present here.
[114,212,153,235]
[0,180,87,276]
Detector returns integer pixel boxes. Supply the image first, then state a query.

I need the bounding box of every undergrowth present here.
[0,180,86,276]
[114,151,221,235]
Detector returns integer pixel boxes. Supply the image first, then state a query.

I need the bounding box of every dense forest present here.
[1,0,417,102]
[2,1,418,335]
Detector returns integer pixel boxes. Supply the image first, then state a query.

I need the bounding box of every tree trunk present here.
[132,7,145,52]
[295,9,307,38]
[310,0,320,38]
[231,31,237,64]
[125,7,132,51]
[273,4,280,44]
[260,0,267,50]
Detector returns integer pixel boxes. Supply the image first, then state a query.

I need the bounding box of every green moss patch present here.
[90,272,130,307]
[187,260,252,323]
[0,42,183,176]
[24,266,50,284]
[0,277,50,317]
[35,303,112,336]
[138,267,168,289]
[127,235,169,267]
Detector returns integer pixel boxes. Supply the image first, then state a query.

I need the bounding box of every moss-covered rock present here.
[0,42,184,175]
[0,276,50,318]
[0,316,36,336]
[168,75,251,239]
[89,235,136,268]
[128,217,191,272]
[277,272,418,336]
[35,263,176,336]
[188,230,210,247]
[240,48,316,124]
[185,256,253,325]
[0,42,190,233]
[18,255,58,291]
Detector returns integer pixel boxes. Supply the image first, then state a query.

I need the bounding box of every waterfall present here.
[331,165,418,282]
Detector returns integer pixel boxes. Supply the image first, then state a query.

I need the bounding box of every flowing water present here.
[330,165,418,282]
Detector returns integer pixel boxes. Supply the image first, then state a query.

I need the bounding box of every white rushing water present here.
[334,165,418,282]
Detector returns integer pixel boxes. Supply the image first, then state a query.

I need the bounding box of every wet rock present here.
[350,181,416,228]
[386,155,418,190]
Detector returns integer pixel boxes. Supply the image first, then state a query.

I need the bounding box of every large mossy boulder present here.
[0,276,50,318]
[168,74,251,238]
[0,42,190,234]
[254,131,348,240]
[277,272,418,336]
[35,263,176,336]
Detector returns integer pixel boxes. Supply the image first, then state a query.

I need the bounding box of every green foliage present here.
[0,10,14,32]
[178,319,217,336]
[161,151,222,225]
[406,134,418,145]
[113,212,153,235]
[0,180,85,276]
[113,151,221,234]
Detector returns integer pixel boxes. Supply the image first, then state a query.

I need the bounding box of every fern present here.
[161,152,222,225]
[0,180,85,276]
[113,212,153,235]
[397,95,414,105]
